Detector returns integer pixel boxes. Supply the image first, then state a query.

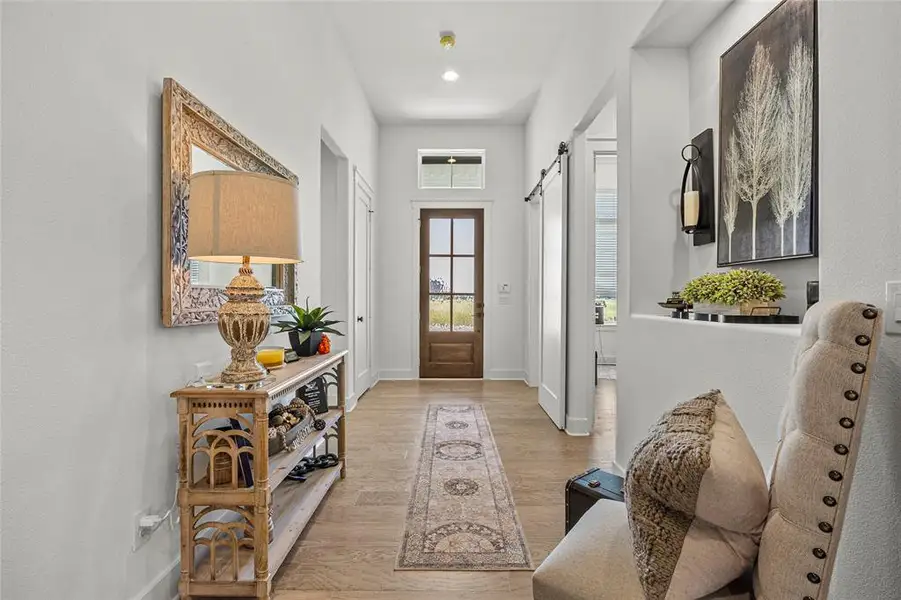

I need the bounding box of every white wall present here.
[818,2,901,596]
[0,4,377,600]
[688,0,817,316]
[376,125,526,380]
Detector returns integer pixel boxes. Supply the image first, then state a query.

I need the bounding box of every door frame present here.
[410,200,494,378]
[352,167,374,398]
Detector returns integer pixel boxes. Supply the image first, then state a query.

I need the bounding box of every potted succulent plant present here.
[680,269,785,315]
[275,299,344,357]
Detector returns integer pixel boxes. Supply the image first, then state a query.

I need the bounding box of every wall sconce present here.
[681,143,702,232]
[680,128,715,246]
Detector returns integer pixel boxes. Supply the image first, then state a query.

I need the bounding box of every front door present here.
[419,209,484,378]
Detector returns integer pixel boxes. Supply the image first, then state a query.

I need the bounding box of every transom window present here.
[418,149,485,189]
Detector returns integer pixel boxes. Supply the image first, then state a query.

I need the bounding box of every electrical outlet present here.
[190,361,214,383]
[885,282,901,335]
[132,510,152,552]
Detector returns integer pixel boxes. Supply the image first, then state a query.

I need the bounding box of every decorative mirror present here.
[162,78,298,327]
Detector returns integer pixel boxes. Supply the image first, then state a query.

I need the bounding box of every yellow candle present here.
[683,191,700,229]
[256,346,285,369]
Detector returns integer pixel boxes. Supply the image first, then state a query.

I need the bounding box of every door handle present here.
[357,316,364,323]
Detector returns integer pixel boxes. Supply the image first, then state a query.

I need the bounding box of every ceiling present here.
[634,0,734,47]
[328,2,576,124]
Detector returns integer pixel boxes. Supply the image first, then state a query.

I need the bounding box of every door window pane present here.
[453,219,475,255]
[452,295,475,331]
[452,257,475,293]
[429,219,451,254]
[429,257,451,293]
[429,295,451,331]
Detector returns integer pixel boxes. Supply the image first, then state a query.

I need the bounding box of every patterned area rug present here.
[396,404,533,571]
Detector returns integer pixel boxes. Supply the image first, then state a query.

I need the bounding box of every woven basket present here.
[268,413,313,456]
[213,439,233,485]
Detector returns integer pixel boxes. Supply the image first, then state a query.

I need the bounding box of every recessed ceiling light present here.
[442,70,459,83]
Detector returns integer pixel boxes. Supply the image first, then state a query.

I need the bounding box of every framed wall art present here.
[718,0,817,266]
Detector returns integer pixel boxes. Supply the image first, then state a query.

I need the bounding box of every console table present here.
[170,350,348,600]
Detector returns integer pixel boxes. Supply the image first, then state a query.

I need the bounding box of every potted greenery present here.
[275,299,344,357]
[680,269,785,315]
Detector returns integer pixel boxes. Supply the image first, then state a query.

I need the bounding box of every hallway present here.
[272,380,616,599]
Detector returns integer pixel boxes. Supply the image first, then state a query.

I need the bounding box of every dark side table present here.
[565,467,625,533]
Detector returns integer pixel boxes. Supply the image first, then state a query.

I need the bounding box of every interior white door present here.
[539,153,568,429]
[353,173,373,395]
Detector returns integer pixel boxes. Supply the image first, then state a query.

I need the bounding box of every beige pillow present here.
[625,390,768,600]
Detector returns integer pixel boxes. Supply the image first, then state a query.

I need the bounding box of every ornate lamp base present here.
[218,257,270,384]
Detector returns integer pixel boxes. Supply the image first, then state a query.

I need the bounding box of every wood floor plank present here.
[273,379,616,597]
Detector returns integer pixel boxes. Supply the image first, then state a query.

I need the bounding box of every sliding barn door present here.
[539,153,568,428]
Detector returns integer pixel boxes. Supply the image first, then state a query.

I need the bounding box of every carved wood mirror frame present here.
[162,78,298,327]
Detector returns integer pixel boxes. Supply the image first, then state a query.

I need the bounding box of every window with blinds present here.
[418,150,485,189]
[595,154,617,323]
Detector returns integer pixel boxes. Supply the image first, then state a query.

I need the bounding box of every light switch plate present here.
[884,281,901,335]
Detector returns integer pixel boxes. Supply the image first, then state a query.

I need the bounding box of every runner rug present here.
[396,404,533,571]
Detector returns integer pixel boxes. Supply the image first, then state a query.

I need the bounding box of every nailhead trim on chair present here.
[805,310,877,600]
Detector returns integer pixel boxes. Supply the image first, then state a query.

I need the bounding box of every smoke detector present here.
[439,31,456,50]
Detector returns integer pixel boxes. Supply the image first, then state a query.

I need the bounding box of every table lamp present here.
[188,171,300,384]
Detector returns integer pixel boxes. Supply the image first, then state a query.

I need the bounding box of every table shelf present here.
[171,352,348,600]
[191,463,343,587]
[192,408,344,494]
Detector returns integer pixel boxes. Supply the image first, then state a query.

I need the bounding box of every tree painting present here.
[735,42,781,260]
[722,131,741,263]
[782,39,814,255]
[718,0,816,266]
[771,107,795,257]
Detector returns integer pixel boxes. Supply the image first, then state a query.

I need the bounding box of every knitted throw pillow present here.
[625,390,769,600]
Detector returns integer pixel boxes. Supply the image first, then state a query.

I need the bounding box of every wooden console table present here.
[170,351,348,600]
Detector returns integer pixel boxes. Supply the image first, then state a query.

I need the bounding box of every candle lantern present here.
[681,143,702,233]
[680,129,715,246]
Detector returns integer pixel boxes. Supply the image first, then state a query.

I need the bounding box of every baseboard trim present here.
[129,557,179,600]
[565,416,591,436]
[345,392,358,413]
[379,369,417,380]
[485,369,528,381]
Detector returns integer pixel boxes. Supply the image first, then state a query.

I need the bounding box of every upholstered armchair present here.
[533,301,883,600]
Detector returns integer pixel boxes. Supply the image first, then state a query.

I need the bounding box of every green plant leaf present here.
[318,326,345,336]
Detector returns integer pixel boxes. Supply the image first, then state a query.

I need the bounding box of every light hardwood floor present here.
[273,379,616,600]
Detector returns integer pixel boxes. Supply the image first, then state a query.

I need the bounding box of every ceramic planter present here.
[289,330,322,357]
